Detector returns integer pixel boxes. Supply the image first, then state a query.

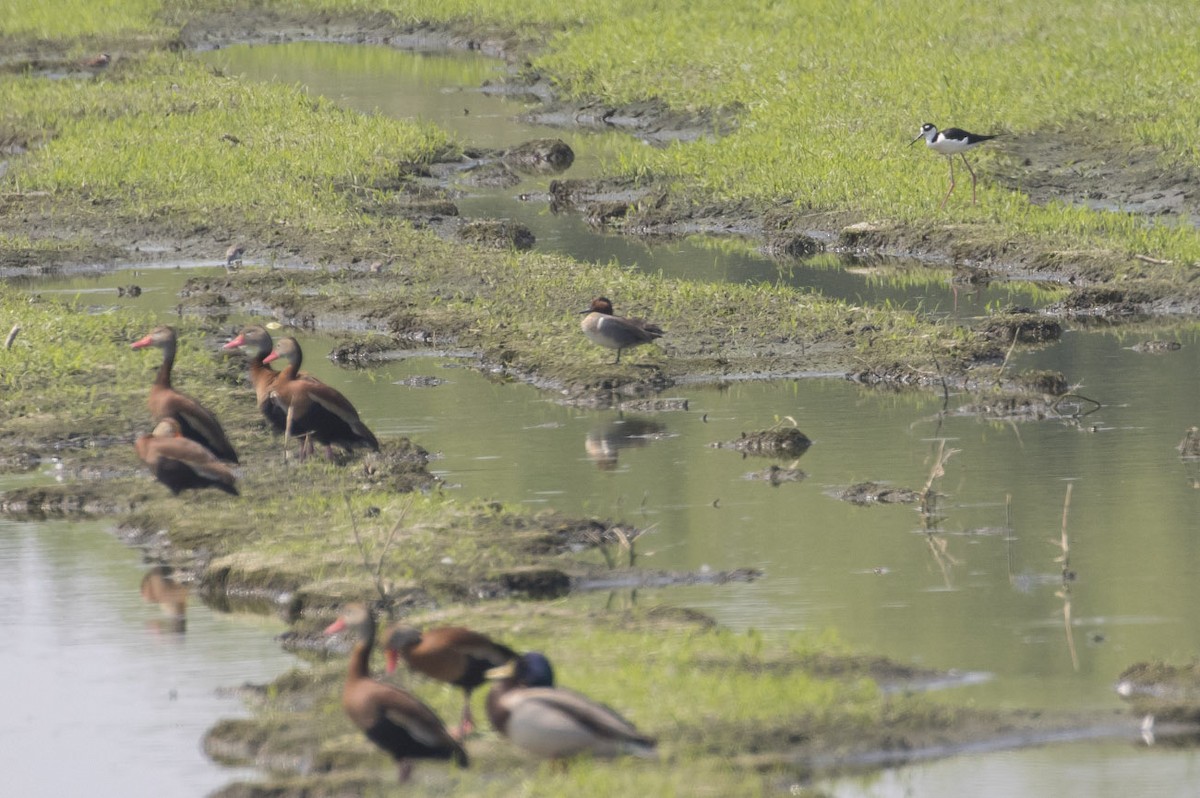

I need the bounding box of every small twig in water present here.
[997,327,1021,382]
[1052,483,1079,671]
[1050,393,1102,418]
[920,439,960,517]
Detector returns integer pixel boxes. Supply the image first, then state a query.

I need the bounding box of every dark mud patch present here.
[975,309,1063,344]
[712,427,813,458]
[1128,339,1183,354]
[994,129,1200,226]
[573,566,764,592]
[1118,661,1200,722]
[0,483,135,517]
[953,392,1100,424]
[456,218,536,250]
[835,482,922,505]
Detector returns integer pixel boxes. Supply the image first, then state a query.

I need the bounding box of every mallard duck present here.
[324,604,468,781]
[486,651,657,760]
[383,624,517,737]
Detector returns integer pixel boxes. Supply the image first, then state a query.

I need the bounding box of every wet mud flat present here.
[182,10,1200,319]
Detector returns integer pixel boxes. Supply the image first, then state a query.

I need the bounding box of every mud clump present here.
[1129,340,1182,354]
[976,310,1062,344]
[457,219,535,250]
[1012,369,1070,397]
[762,208,825,258]
[490,565,571,598]
[713,427,813,457]
[0,484,132,517]
[836,482,921,505]
[356,439,436,492]
[1116,661,1200,722]
[1051,286,1158,318]
[501,137,574,172]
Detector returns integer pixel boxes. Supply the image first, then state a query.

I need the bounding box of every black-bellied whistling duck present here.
[222,324,316,436]
[486,651,657,761]
[131,325,239,463]
[325,604,468,781]
[263,337,380,456]
[134,418,239,496]
[579,297,665,364]
[383,624,517,737]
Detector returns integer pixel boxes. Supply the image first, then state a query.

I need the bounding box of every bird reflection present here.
[140,566,188,635]
[585,416,668,470]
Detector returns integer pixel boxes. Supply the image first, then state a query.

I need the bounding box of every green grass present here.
[7,0,1200,266]
[234,0,1200,267]
[0,0,163,40]
[0,283,234,437]
[211,601,967,797]
[0,52,458,231]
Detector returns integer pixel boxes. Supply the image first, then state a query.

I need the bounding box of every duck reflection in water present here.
[584,416,668,471]
[140,565,188,635]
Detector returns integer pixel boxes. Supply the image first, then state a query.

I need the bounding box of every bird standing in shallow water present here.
[325,604,468,782]
[485,651,658,761]
[910,123,997,209]
[580,296,664,365]
[383,624,517,738]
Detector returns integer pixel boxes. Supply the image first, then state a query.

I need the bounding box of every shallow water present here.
[198,41,1057,320]
[9,40,1200,797]
[0,516,296,797]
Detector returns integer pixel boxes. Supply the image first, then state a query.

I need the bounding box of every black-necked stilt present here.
[910,123,997,209]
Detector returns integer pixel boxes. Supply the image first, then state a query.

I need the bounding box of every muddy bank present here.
[200,602,1149,797]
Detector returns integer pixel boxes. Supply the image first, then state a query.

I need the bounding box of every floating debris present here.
[1116,661,1200,722]
[835,482,921,505]
[713,427,812,457]
[1129,340,1182,354]
[1178,427,1200,459]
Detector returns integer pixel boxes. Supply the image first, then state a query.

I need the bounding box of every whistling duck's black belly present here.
[259,399,290,435]
[365,718,458,762]
[155,458,238,496]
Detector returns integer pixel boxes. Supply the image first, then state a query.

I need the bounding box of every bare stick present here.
[283,404,293,464]
[4,324,19,350]
[347,495,414,607]
[997,327,1021,382]
[921,439,960,516]
[1054,483,1079,671]
[1058,482,1073,579]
